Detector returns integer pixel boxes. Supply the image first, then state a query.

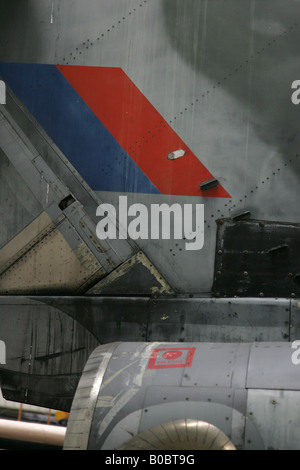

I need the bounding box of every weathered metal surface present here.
[26,295,293,344]
[63,343,120,450]
[147,296,291,343]
[246,389,300,451]
[246,342,300,390]
[0,98,171,295]
[87,251,174,296]
[213,218,300,298]
[0,297,100,411]
[0,216,104,294]
[291,300,300,340]
[63,341,300,450]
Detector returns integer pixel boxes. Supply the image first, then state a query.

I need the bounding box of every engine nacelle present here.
[64,341,300,450]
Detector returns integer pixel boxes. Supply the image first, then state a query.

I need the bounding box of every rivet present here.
[294,273,300,282]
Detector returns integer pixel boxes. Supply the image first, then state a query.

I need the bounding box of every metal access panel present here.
[246,342,300,390]
[213,217,300,298]
[0,212,104,294]
[0,90,171,295]
[245,389,300,451]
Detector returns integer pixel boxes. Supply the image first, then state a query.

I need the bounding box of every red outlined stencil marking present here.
[148,347,196,369]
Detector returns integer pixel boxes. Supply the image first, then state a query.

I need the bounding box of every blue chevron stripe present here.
[0,62,160,195]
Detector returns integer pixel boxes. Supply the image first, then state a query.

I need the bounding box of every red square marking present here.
[148,347,196,369]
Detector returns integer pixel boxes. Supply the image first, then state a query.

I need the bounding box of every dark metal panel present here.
[87,252,174,296]
[38,296,151,344]
[147,297,290,343]
[213,218,300,298]
[15,295,291,344]
[0,369,81,413]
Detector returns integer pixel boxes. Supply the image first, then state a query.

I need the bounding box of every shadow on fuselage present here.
[162,0,300,164]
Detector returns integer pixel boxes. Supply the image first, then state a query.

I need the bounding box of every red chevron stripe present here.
[57,65,230,198]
